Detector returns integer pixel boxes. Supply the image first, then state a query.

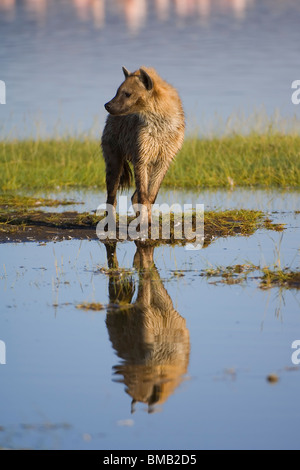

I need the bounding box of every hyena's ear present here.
[122,66,131,79]
[139,68,153,91]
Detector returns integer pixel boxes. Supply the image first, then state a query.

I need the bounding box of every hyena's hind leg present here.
[102,142,124,208]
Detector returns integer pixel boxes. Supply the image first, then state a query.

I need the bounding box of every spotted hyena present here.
[101,66,185,223]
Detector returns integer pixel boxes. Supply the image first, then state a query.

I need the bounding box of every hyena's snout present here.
[104,101,112,112]
[104,94,130,115]
[104,99,121,115]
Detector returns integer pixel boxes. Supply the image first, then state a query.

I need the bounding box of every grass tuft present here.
[260,268,300,290]
[201,263,300,290]
[76,302,104,311]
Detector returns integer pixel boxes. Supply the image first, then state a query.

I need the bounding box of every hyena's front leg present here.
[102,143,123,208]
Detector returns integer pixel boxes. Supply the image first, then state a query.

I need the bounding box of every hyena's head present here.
[104,66,153,116]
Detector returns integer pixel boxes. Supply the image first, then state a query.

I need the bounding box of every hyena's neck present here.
[138,108,184,134]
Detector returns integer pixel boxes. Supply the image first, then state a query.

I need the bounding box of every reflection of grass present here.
[1,132,300,190]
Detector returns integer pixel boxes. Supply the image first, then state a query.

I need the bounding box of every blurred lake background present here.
[0,0,300,138]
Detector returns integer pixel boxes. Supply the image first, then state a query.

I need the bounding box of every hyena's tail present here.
[119,160,132,190]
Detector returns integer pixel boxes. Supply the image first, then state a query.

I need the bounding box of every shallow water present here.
[40,186,300,214]
[1,0,300,137]
[0,188,299,450]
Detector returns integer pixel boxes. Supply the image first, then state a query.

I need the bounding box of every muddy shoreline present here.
[0,206,284,244]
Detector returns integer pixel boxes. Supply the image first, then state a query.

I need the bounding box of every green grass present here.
[0,138,104,191]
[1,132,300,191]
[201,263,300,290]
[76,302,104,311]
[260,267,300,290]
[166,132,300,189]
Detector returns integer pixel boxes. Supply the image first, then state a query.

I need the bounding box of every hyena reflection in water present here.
[105,242,190,413]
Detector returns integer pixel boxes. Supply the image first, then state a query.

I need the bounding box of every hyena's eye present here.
[124,91,131,98]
